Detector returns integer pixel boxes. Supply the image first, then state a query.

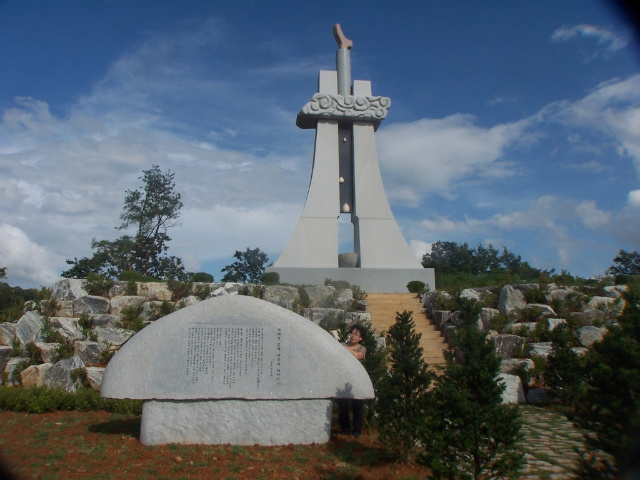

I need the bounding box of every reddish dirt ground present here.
[0,410,430,479]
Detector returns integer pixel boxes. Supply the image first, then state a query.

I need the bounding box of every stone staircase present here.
[365,293,447,367]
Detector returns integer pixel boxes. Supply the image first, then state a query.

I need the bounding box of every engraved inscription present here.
[186,326,281,390]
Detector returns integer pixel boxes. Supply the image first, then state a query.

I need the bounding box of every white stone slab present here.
[140,399,332,446]
[101,295,374,401]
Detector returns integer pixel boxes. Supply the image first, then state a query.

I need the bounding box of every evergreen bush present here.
[376,310,434,463]
[261,272,279,285]
[191,272,214,283]
[406,280,427,295]
[544,324,583,405]
[419,298,524,479]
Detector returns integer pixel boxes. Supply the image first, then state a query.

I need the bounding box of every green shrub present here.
[524,286,547,304]
[38,298,58,318]
[261,272,279,285]
[10,338,23,357]
[406,280,428,295]
[24,341,43,365]
[117,304,145,332]
[124,279,138,296]
[194,283,211,300]
[77,313,98,341]
[167,278,193,301]
[489,313,509,333]
[10,359,30,385]
[238,285,261,298]
[191,272,214,283]
[0,385,143,415]
[99,340,115,364]
[83,274,114,297]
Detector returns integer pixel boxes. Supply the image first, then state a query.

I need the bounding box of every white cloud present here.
[377,114,534,205]
[551,24,630,58]
[409,240,431,262]
[0,224,60,287]
[576,200,611,229]
[628,190,640,208]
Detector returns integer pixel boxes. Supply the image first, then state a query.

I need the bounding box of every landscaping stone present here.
[569,309,605,327]
[15,311,45,345]
[90,314,119,327]
[50,317,82,341]
[137,282,173,301]
[86,366,105,391]
[178,295,201,308]
[43,355,85,392]
[21,363,52,387]
[459,288,481,302]
[110,295,146,317]
[74,340,102,364]
[260,285,300,310]
[303,286,335,307]
[497,373,525,404]
[34,342,60,363]
[345,312,370,324]
[74,295,110,316]
[4,357,29,386]
[499,358,534,377]
[547,318,566,330]
[56,300,74,317]
[497,285,526,316]
[525,303,556,318]
[491,334,525,359]
[333,288,354,310]
[95,326,135,348]
[433,310,451,330]
[0,323,16,346]
[52,279,88,301]
[303,308,343,325]
[506,322,536,334]
[479,308,499,331]
[529,342,553,358]
[577,326,605,347]
[0,345,12,371]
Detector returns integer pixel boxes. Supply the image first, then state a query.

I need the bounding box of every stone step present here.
[365,293,448,366]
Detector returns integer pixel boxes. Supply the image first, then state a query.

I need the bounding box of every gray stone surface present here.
[459,288,481,302]
[577,326,605,347]
[500,358,534,377]
[90,314,119,327]
[334,289,354,310]
[0,323,16,346]
[43,356,85,392]
[56,300,74,317]
[479,308,500,331]
[547,318,567,330]
[35,342,60,363]
[303,286,335,307]
[86,366,105,391]
[15,311,45,345]
[491,334,525,359]
[4,357,29,386]
[525,303,556,318]
[345,312,370,324]
[21,363,52,387]
[433,310,452,330]
[50,317,82,341]
[497,285,526,316]
[110,296,146,317]
[529,342,553,358]
[95,326,135,348]
[570,309,605,327]
[140,399,333,446]
[52,279,88,301]
[260,285,300,310]
[138,282,173,301]
[101,295,374,401]
[303,308,343,326]
[74,295,110,316]
[497,373,525,404]
[74,341,102,364]
[526,387,554,405]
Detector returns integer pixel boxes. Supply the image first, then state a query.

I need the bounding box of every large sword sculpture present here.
[268,25,434,293]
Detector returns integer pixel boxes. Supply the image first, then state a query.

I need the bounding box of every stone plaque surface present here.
[101,295,373,400]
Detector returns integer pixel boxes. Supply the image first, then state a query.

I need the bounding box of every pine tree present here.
[376,310,435,463]
[544,323,584,405]
[419,298,524,480]
[572,283,640,478]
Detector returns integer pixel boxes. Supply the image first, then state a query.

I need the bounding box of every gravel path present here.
[520,406,585,479]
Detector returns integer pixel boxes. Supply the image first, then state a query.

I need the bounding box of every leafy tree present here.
[607,249,640,276]
[376,310,435,463]
[544,324,584,405]
[62,166,188,280]
[221,247,270,283]
[0,264,6,280]
[419,298,524,479]
[571,283,640,478]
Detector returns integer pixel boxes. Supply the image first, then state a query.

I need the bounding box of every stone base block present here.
[140,399,332,446]
[265,267,435,293]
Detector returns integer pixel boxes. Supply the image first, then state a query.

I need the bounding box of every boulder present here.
[572,347,589,357]
[491,334,525,359]
[50,317,82,341]
[479,308,500,331]
[524,303,556,318]
[459,288,481,302]
[74,295,110,316]
[140,302,163,321]
[137,282,173,301]
[333,289,354,310]
[4,357,29,386]
[110,296,146,317]
[529,342,553,358]
[0,322,16,346]
[433,310,451,330]
[497,285,526,316]
[56,300,74,317]
[447,311,465,328]
[90,314,119,327]
[15,311,45,345]
[603,285,625,298]
[499,358,534,377]
[34,342,60,363]
[545,288,573,304]
[302,286,335,307]
[43,356,86,392]
[577,326,606,347]
[423,291,451,316]
[260,285,300,310]
[21,363,53,387]
[584,296,621,314]
[303,308,343,326]
[52,279,88,301]
[505,322,536,334]
[86,366,105,391]
[526,387,554,405]
[95,326,135,348]
[497,374,525,404]
[108,281,130,297]
[547,318,567,330]
[74,340,102,364]
[0,345,12,371]
[345,312,371,324]
[177,296,201,308]
[569,309,605,327]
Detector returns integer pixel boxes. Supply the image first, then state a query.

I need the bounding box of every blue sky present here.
[0,1,639,288]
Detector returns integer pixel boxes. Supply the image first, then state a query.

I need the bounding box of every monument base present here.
[265,267,435,293]
[140,399,333,446]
